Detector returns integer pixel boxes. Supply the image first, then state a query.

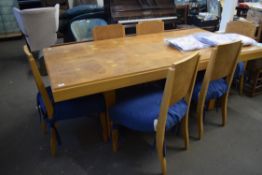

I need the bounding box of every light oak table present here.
[44,28,262,102]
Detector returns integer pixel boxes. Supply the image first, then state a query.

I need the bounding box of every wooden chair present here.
[109,52,200,175]
[92,24,125,41]
[23,45,108,156]
[136,20,164,35]
[193,41,242,140]
[225,20,257,38]
[225,20,257,95]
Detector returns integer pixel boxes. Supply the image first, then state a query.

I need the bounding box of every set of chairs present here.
[23,20,254,175]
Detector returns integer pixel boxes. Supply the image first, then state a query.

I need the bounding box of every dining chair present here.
[23,45,108,156]
[109,52,200,175]
[136,20,164,35]
[225,20,257,95]
[92,24,125,40]
[71,18,107,41]
[193,41,242,140]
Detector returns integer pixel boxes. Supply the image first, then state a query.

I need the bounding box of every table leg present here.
[103,91,116,138]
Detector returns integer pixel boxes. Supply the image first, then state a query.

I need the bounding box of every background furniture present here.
[23,45,108,156]
[17,0,42,9]
[71,18,107,41]
[0,0,21,39]
[245,58,262,96]
[60,4,106,41]
[41,0,69,11]
[13,4,59,52]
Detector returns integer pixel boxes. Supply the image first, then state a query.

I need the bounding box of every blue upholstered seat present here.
[37,87,105,122]
[109,86,188,132]
[192,75,228,102]
[234,62,245,78]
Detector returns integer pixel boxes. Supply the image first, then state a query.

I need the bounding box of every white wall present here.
[219,0,238,32]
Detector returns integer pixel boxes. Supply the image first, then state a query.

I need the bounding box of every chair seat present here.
[37,87,105,121]
[192,77,228,102]
[110,86,188,132]
[234,62,245,78]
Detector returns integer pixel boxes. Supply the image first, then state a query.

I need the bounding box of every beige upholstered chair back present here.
[13,4,59,52]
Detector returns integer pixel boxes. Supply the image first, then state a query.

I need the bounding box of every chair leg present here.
[156,140,167,175]
[103,91,116,139]
[99,112,108,143]
[181,114,189,150]
[160,156,167,175]
[208,99,216,110]
[239,74,244,95]
[196,108,204,140]
[239,61,247,95]
[221,94,228,126]
[112,127,119,152]
[41,121,48,135]
[106,115,112,139]
[50,128,57,156]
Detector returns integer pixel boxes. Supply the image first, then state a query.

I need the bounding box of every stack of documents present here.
[165,35,209,51]
[194,32,257,46]
[224,33,257,46]
[194,32,233,46]
[165,32,258,51]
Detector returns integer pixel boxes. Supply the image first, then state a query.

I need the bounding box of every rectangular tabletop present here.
[44,28,262,102]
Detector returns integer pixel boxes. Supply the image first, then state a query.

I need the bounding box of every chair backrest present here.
[198,41,242,105]
[210,41,242,81]
[136,20,164,35]
[156,52,200,147]
[13,4,59,52]
[23,45,54,118]
[71,18,107,41]
[92,24,125,41]
[225,20,257,38]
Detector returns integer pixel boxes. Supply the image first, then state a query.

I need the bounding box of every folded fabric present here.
[194,32,234,46]
[194,32,257,46]
[165,35,209,51]
[224,33,257,46]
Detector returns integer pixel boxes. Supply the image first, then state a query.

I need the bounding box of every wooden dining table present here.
[43,28,262,103]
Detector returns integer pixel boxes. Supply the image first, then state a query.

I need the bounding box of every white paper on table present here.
[224,33,257,46]
[194,32,257,46]
[164,35,209,51]
[194,32,233,46]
